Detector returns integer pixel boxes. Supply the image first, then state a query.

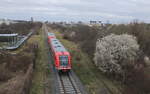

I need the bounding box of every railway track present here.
[57,72,81,94]
[43,23,88,94]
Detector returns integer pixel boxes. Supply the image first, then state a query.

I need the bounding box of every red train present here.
[47,32,71,72]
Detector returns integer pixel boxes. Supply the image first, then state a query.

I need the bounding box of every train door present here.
[59,55,69,67]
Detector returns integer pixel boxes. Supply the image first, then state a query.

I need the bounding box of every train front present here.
[57,52,71,72]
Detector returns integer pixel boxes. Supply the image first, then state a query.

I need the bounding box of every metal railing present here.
[0,32,33,50]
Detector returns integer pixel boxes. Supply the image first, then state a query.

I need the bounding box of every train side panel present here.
[48,32,71,72]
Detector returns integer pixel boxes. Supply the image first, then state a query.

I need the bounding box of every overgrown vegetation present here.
[30,27,52,94]
[0,22,42,35]
[48,22,150,94]
[49,24,100,59]
[107,22,150,57]
[0,40,38,94]
[94,34,150,94]
[49,28,122,94]
[94,34,141,80]
[0,22,42,94]
[0,22,42,44]
[104,22,150,94]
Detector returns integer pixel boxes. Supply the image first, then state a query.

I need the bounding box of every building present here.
[0,33,18,45]
[90,20,102,24]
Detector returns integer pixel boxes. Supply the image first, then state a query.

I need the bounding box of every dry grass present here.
[30,27,52,94]
[0,49,35,94]
[0,32,39,94]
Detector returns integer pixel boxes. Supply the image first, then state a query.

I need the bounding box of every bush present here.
[107,22,150,57]
[55,24,99,59]
[0,22,42,35]
[94,34,141,79]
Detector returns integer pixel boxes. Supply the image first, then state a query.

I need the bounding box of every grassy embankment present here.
[49,28,122,94]
[29,28,52,94]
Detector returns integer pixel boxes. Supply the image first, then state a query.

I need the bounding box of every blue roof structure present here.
[51,38,67,52]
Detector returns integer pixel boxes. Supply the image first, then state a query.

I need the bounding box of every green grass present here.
[30,29,51,94]
[52,30,122,94]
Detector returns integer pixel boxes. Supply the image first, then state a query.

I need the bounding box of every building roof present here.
[51,38,67,52]
[0,33,18,37]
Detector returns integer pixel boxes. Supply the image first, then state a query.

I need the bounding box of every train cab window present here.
[59,56,68,66]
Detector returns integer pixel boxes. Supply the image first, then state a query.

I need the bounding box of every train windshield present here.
[59,56,68,67]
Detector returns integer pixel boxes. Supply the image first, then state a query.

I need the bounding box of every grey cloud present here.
[0,0,150,23]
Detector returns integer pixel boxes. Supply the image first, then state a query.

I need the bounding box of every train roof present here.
[48,32,55,36]
[51,38,67,52]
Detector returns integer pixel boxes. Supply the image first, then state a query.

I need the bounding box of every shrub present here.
[94,34,141,79]
[60,24,99,59]
[0,22,42,35]
[107,22,150,57]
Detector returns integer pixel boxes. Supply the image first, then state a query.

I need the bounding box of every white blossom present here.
[94,34,140,74]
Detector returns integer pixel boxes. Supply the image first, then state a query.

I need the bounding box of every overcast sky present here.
[0,0,150,23]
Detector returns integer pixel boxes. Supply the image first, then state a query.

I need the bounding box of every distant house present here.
[0,19,12,25]
[90,20,102,24]
[90,21,97,24]
[12,20,27,23]
[90,20,103,26]
[78,21,83,24]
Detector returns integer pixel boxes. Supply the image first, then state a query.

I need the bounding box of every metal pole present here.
[13,36,14,46]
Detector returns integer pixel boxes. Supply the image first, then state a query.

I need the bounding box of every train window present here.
[59,56,68,67]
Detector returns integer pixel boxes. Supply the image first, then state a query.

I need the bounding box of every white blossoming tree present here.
[94,34,140,76]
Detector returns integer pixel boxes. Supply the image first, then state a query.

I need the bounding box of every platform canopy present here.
[0,33,18,42]
[0,33,18,37]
